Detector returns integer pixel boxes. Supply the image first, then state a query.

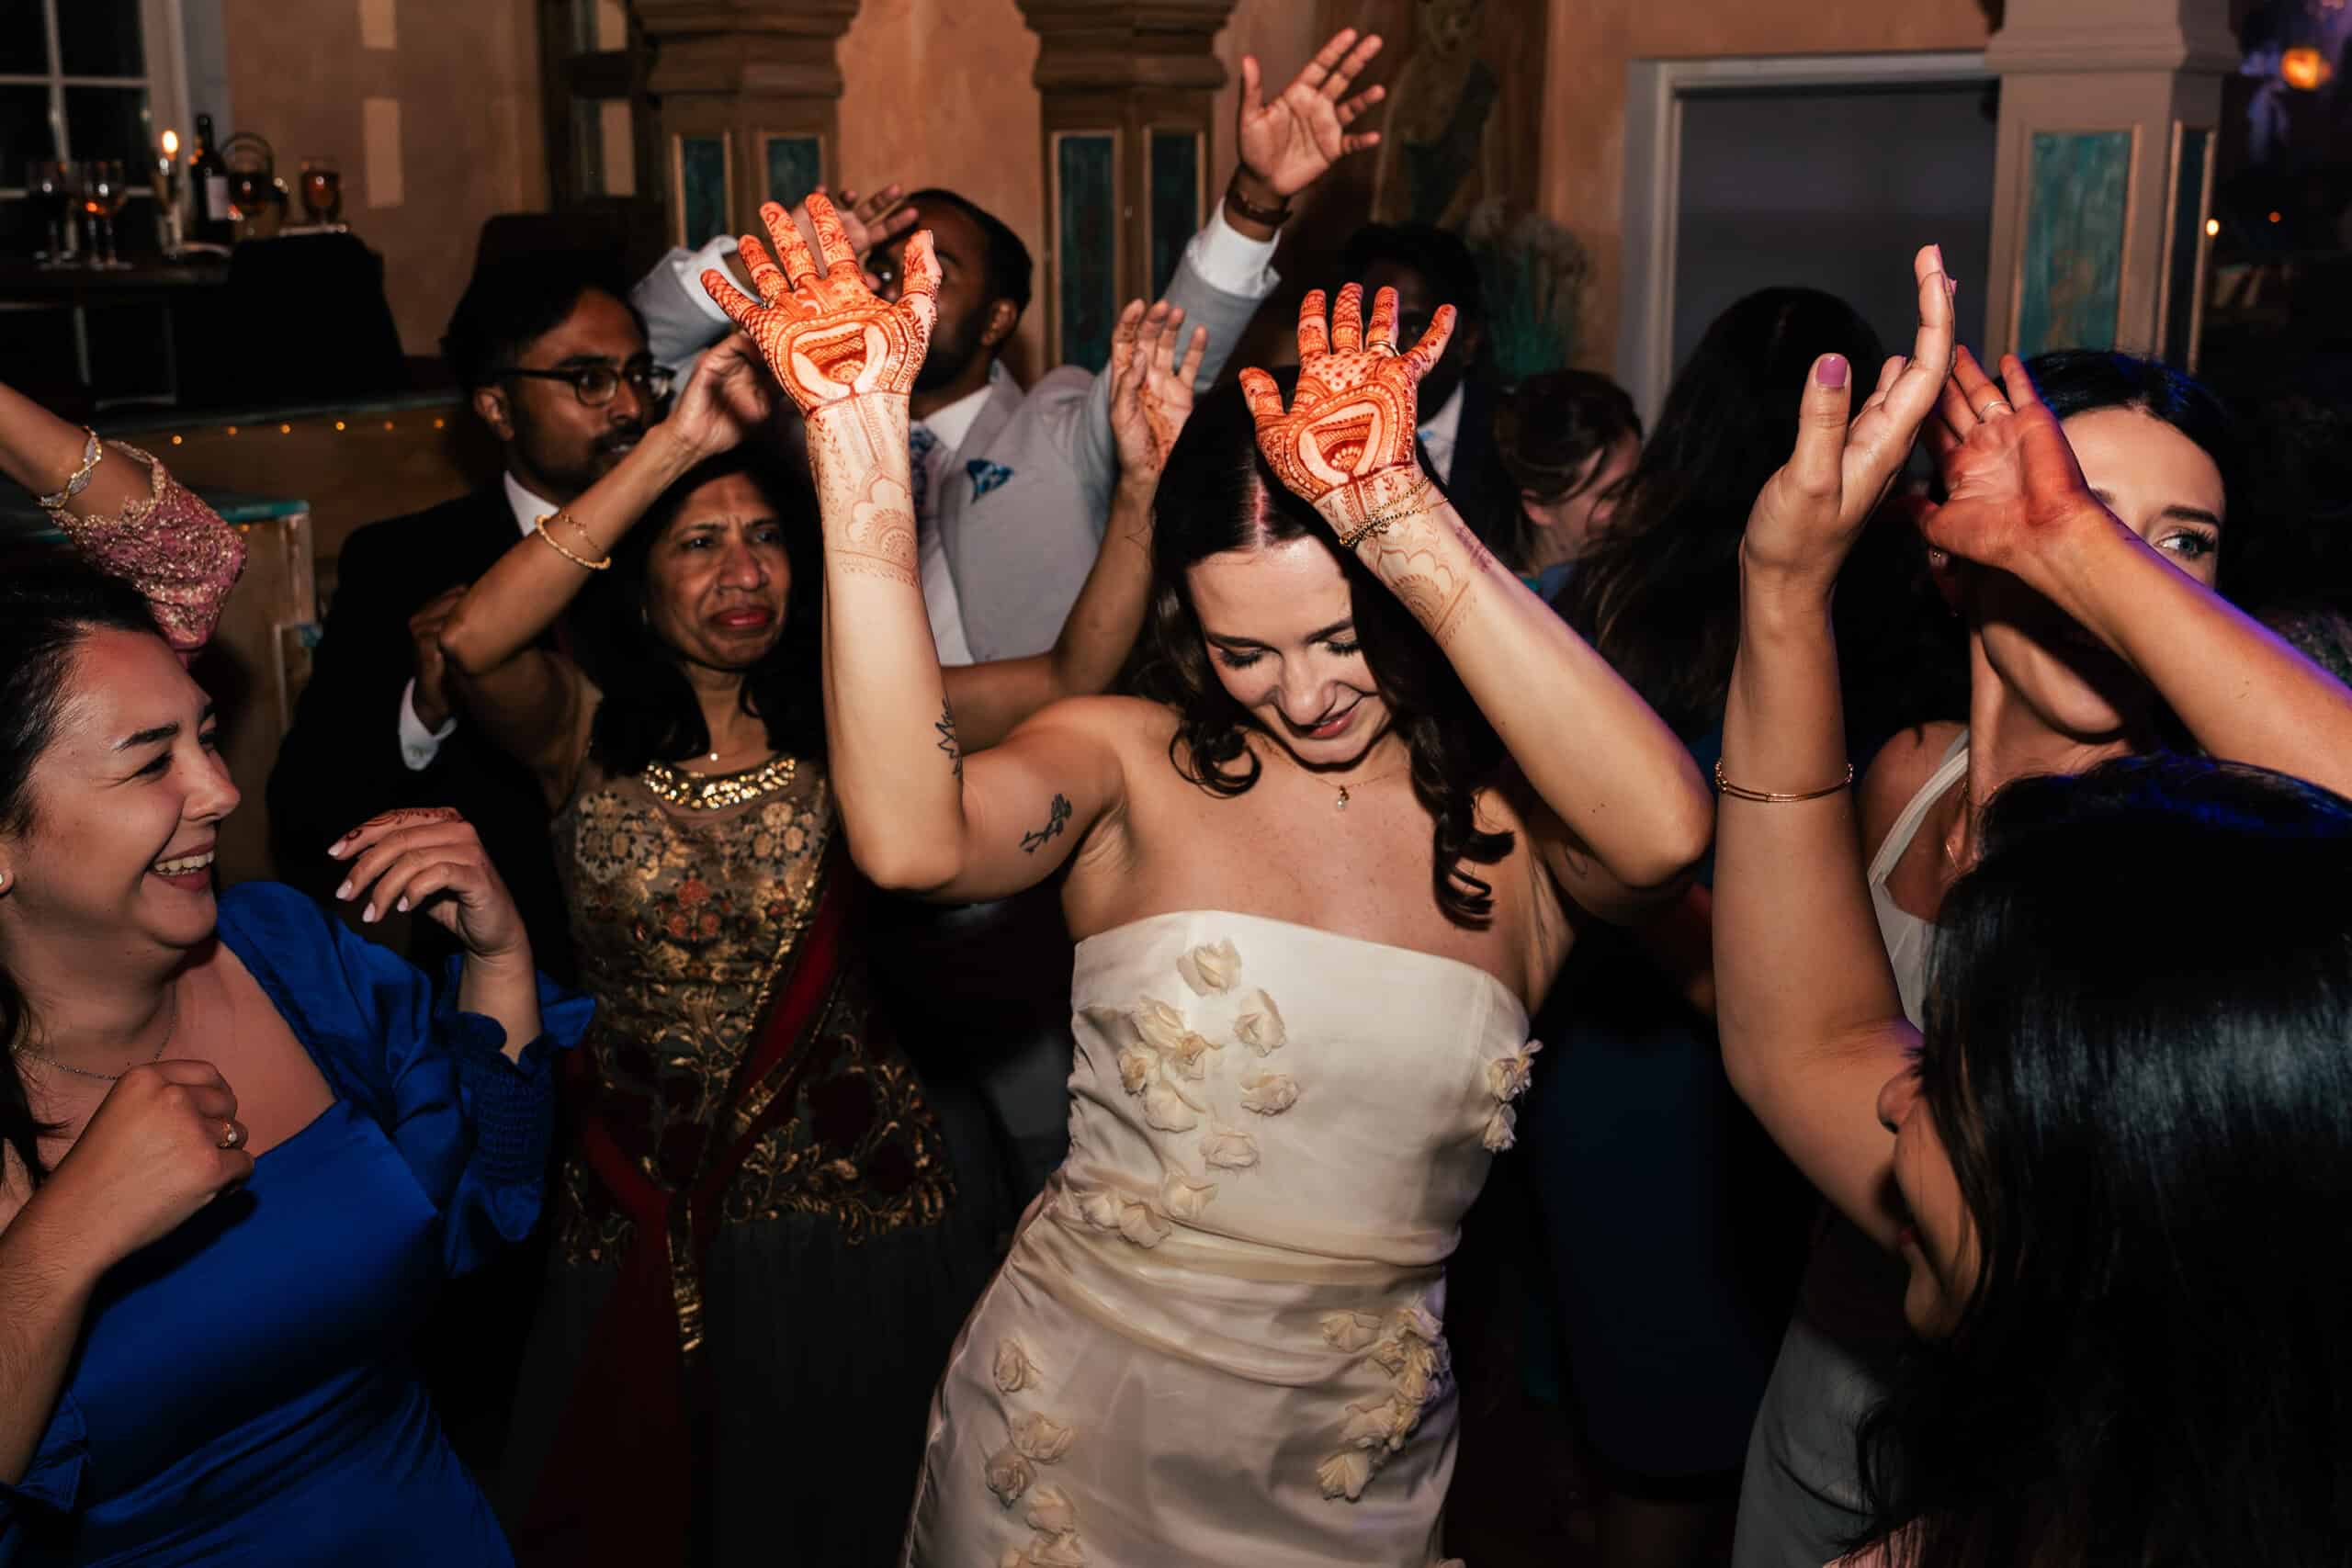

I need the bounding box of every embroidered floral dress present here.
[498,761,1004,1567]
[901,910,1541,1567]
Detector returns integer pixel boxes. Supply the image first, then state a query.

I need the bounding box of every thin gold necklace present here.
[1260,739,1410,811]
[13,984,178,1083]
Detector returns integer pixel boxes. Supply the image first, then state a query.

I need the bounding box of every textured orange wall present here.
[839,0,1047,378]
[220,0,546,354]
[1542,0,1995,367]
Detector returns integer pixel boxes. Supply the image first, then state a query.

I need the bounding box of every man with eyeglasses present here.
[269,253,661,986]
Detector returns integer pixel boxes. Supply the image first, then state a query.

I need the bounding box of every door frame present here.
[1617,51,1994,422]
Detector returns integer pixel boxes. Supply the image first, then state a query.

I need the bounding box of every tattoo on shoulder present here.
[935,700,962,780]
[1019,793,1073,854]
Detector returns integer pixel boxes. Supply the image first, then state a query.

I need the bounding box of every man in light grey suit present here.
[628,26,1394,1197]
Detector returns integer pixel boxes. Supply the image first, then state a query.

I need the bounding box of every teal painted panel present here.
[2017,130,2132,357]
[1057,132,1118,373]
[766,135,822,211]
[2163,128,2211,367]
[1148,130,1201,299]
[679,134,729,250]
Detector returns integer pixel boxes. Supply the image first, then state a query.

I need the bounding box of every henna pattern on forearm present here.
[935,700,962,780]
[1018,794,1072,854]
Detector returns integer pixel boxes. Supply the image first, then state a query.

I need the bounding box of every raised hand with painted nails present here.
[1739,243,1958,591]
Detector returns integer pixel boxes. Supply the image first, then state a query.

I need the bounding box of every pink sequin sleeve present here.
[51,441,246,657]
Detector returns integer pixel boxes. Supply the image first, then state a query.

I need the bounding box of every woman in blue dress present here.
[0,378,590,1563]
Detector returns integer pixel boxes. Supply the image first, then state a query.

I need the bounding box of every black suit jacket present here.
[1422,367,1519,558]
[267,484,573,981]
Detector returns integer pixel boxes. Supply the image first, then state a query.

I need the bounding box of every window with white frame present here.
[0,0,189,208]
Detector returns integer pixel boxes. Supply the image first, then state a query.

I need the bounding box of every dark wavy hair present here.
[571,450,827,774]
[440,254,643,391]
[1856,753,2352,1566]
[0,547,166,1184]
[1125,376,1510,925]
[1555,287,1964,745]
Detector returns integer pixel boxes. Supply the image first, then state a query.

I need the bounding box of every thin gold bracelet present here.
[1713,757,1853,803]
[534,513,611,570]
[1337,479,1441,552]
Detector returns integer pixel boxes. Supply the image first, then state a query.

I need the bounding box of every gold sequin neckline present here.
[640,753,798,811]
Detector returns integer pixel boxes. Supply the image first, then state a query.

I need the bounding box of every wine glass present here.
[299,159,342,229]
[84,162,132,269]
[31,162,72,266]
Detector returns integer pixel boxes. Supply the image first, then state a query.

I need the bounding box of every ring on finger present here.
[1977,398,2013,419]
[220,1121,244,1150]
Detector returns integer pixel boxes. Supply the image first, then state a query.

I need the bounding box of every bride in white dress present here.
[701,193,1715,1565]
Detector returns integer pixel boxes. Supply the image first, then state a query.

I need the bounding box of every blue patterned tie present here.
[908,423,939,526]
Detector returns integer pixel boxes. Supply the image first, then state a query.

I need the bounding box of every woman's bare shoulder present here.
[1860,720,1965,858]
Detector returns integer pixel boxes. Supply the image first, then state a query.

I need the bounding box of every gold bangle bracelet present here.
[1713,757,1853,803]
[534,513,611,570]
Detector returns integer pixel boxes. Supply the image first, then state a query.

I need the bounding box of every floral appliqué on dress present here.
[1065,937,1297,1246]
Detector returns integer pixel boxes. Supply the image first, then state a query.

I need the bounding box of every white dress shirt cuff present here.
[1182,208,1281,299]
[398,678,458,772]
[673,233,741,326]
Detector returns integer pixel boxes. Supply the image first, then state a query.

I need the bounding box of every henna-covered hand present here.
[701,193,939,416]
[1238,28,1386,200]
[1238,283,1454,531]
[795,184,917,293]
[1108,299,1209,483]
[704,194,936,585]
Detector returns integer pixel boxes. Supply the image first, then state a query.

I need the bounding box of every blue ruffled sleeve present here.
[0,1393,88,1562]
[215,882,594,1278]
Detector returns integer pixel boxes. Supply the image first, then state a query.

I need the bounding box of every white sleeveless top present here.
[1866,731,1969,1029]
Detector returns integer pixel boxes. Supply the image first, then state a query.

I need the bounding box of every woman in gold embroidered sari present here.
[436,298,1205,1563]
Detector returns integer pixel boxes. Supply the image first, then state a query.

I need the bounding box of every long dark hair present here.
[1857,753,2352,1565]
[1555,288,1962,744]
[2028,346,2245,569]
[1125,377,1511,926]
[0,547,167,1183]
[572,450,827,774]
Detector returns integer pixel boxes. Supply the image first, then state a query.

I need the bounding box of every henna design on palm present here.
[702,193,936,586]
[701,192,938,413]
[1108,299,1209,482]
[1238,283,1454,530]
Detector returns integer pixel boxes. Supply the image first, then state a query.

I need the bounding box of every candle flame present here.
[2281,47,2332,91]
[161,129,179,158]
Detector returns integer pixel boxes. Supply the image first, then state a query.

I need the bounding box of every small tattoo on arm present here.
[1019,793,1073,854]
[935,700,962,780]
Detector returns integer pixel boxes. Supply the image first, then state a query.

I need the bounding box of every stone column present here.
[1981,0,2236,367]
[635,0,860,252]
[1016,0,1238,370]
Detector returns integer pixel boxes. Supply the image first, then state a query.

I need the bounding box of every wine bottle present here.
[188,114,232,244]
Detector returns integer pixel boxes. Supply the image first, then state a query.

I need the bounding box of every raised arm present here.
[1053,28,1389,509]
[435,332,775,794]
[1713,246,1955,1251]
[1239,288,1713,913]
[637,186,918,372]
[703,196,1131,900]
[1925,348,2352,796]
[943,299,1206,750]
[0,380,243,655]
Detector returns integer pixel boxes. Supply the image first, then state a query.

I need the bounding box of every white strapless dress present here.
[900,910,1541,1567]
